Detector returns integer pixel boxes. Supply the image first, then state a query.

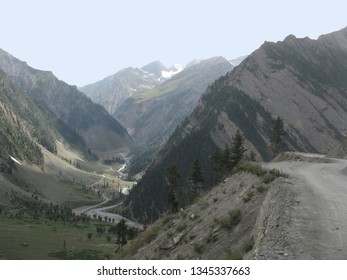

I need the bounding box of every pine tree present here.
[270,117,286,157]
[209,150,223,186]
[221,144,232,173]
[230,130,247,166]
[165,165,180,213]
[190,159,204,184]
[189,159,204,196]
[116,219,128,246]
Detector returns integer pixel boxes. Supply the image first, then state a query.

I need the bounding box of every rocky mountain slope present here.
[123,27,347,221]
[117,162,288,260]
[81,61,184,115]
[0,49,132,156]
[230,29,347,153]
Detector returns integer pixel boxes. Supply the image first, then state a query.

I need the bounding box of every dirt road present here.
[265,154,347,259]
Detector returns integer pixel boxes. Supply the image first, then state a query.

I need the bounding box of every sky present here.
[0,0,346,86]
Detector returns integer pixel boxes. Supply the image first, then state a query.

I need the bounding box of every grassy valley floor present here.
[0,214,118,260]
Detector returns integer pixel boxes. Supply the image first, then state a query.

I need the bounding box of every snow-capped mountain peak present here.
[161,64,184,79]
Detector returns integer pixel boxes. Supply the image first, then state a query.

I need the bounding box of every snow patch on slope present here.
[10,156,22,165]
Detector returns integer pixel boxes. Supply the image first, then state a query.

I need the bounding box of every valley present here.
[1,26,347,260]
[0,139,141,259]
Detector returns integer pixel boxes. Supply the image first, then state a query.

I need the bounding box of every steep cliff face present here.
[0,49,132,156]
[124,27,347,221]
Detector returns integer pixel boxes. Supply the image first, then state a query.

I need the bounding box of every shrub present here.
[241,238,255,253]
[235,161,287,184]
[220,209,241,230]
[256,183,265,193]
[242,191,253,203]
[176,223,187,232]
[118,225,159,258]
[207,234,218,244]
[193,242,204,253]
[261,171,277,184]
[269,168,288,178]
[180,211,188,219]
[96,225,105,234]
[273,152,301,162]
[197,198,209,210]
[189,233,196,240]
[222,249,243,260]
[235,161,265,176]
[87,233,93,239]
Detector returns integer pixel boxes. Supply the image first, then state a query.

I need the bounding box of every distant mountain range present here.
[81,56,242,176]
[80,56,245,117]
[81,61,184,115]
[115,56,234,148]
[123,27,347,221]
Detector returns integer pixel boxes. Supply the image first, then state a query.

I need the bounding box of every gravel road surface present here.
[265,155,347,259]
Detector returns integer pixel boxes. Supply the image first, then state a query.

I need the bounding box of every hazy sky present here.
[1,0,346,86]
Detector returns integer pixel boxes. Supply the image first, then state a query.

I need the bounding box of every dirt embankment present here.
[248,176,300,259]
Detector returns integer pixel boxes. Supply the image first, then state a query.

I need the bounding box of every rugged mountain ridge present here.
[123,27,347,221]
[0,49,132,156]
